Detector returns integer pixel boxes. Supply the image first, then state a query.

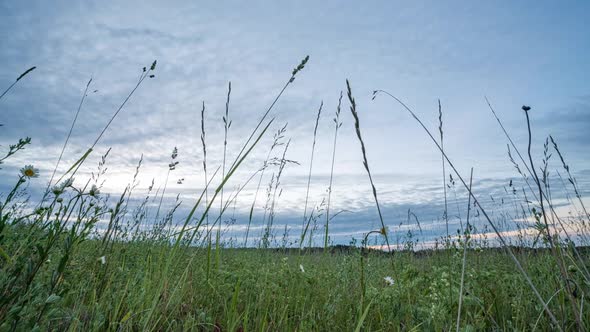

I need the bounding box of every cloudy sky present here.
[1,1,589,247]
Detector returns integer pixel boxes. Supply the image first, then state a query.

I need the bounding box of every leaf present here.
[35,244,44,257]
[45,294,61,304]
[121,310,133,323]
[0,246,11,263]
[354,299,374,332]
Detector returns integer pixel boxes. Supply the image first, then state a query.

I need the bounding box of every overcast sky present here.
[1,0,589,246]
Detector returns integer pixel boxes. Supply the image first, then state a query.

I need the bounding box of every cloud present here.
[1,0,590,245]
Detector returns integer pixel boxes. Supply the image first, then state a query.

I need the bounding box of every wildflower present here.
[34,207,45,215]
[62,177,75,187]
[88,184,100,198]
[51,185,64,196]
[20,165,39,178]
[384,276,395,286]
[98,256,106,265]
[380,226,389,236]
[299,264,305,273]
[56,197,63,203]
[52,177,75,196]
[522,105,531,112]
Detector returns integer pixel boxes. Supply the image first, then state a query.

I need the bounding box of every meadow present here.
[1,58,589,331]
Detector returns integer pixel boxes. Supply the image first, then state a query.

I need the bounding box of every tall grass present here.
[438,99,450,245]
[219,81,232,251]
[372,89,582,329]
[0,59,588,331]
[245,124,287,247]
[301,101,322,244]
[348,81,391,252]
[456,167,473,331]
[324,93,342,251]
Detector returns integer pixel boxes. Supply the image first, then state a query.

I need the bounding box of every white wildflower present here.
[20,165,39,178]
[384,276,395,286]
[299,264,305,273]
[52,178,74,196]
[98,256,106,265]
[51,185,64,196]
[88,184,100,198]
[62,177,75,187]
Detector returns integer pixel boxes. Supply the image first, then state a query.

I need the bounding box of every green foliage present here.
[2,230,586,331]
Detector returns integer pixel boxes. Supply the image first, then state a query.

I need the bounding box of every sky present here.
[1,0,589,247]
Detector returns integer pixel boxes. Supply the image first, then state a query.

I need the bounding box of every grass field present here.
[2,223,588,331]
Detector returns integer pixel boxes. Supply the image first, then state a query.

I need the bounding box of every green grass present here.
[1,223,587,331]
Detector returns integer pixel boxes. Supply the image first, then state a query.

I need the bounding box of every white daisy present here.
[62,177,75,187]
[52,178,74,196]
[20,165,39,178]
[51,185,64,196]
[384,276,395,286]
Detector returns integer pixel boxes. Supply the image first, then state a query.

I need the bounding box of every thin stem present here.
[302,101,323,239]
[325,93,342,251]
[220,81,231,228]
[154,168,171,223]
[439,99,449,243]
[47,78,92,192]
[227,56,309,173]
[348,81,391,252]
[457,168,473,332]
[201,101,209,228]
